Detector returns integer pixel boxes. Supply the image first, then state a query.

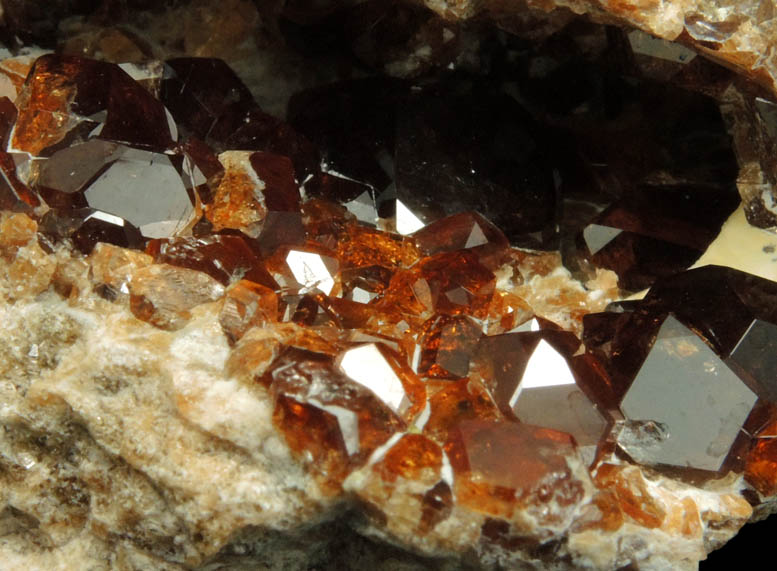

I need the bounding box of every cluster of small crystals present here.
[1,24,777,562]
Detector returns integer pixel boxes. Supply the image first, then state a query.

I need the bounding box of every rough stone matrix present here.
[0,209,758,571]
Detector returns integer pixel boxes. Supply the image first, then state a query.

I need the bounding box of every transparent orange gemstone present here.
[745,418,777,496]
[11,57,80,155]
[594,463,665,528]
[484,291,533,335]
[445,420,584,520]
[269,346,413,492]
[412,211,509,269]
[377,250,495,320]
[219,279,278,343]
[205,154,267,235]
[337,223,419,270]
[417,314,482,379]
[302,197,354,250]
[424,379,500,445]
[273,394,351,494]
[373,433,443,484]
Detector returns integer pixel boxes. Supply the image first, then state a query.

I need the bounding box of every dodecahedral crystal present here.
[444,419,589,523]
[36,140,202,238]
[639,265,777,401]
[161,57,319,178]
[475,330,609,451]
[0,23,775,571]
[617,314,758,472]
[390,82,557,245]
[11,54,176,156]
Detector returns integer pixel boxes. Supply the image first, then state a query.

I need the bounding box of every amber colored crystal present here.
[745,439,777,496]
[417,314,482,379]
[12,55,175,156]
[128,263,225,330]
[302,198,355,248]
[412,212,509,270]
[336,223,419,270]
[372,433,443,484]
[444,420,585,521]
[219,280,279,344]
[593,464,665,529]
[423,379,500,445]
[268,346,417,491]
[206,153,268,236]
[273,393,352,493]
[377,250,495,320]
[483,291,533,335]
[146,234,277,289]
[306,294,376,329]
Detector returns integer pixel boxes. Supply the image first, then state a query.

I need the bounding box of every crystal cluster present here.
[0,10,776,570]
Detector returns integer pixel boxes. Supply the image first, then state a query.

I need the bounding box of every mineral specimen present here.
[1,4,777,570]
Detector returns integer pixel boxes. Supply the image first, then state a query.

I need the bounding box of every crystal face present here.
[0,18,774,568]
[476,331,609,450]
[618,314,758,471]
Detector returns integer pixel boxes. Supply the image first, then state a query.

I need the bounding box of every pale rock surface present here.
[0,212,763,570]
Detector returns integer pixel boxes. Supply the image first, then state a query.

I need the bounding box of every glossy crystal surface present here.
[0,28,774,568]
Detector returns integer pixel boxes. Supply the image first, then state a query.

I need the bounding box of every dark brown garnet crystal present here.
[1,8,776,569]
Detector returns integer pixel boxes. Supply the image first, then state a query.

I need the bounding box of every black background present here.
[701,512,776,568]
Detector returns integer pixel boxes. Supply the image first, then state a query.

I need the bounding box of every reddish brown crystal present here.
[424,379,500,445]
[268,346,421,492]
[12,55,175,156]
[377,250,495,320]
[412,212,509,269]
[417,314,482,379]
[146,234,277,289]
[0,150,39,211]
[373,434,443,484]
[745,418,777,496]
[445,420,585,521]
[336,223,419,271]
